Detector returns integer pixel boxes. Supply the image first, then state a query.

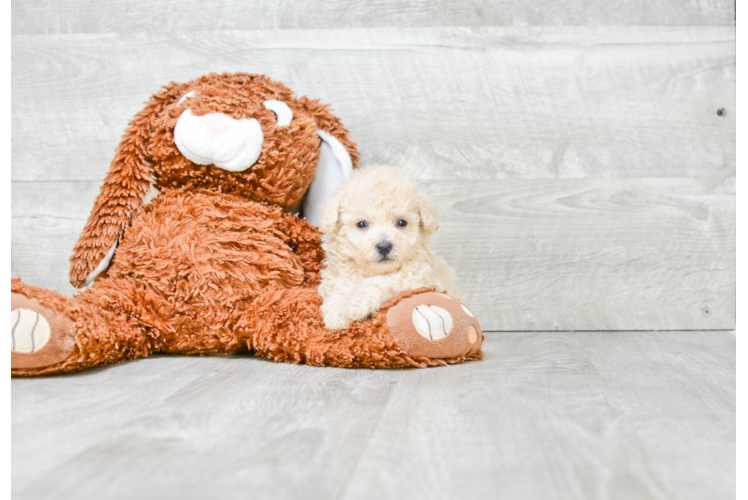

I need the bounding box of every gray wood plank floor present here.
[735,436,748,500]
[11,331,735,500]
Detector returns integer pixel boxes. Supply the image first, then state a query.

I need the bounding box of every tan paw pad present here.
[11,309,51,353]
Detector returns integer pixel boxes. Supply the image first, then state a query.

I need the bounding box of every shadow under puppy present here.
[319,165,465,330]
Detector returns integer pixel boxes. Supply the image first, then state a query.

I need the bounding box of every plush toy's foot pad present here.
[11,293,75,369]
[386,292,483,359]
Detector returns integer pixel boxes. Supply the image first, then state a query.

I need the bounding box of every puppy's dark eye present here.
[356,221,368,229]
[397,219,407,227]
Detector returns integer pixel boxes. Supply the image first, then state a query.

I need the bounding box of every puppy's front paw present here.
[346,288,383,322]
[325,315,350,330]
[322,303,350,330]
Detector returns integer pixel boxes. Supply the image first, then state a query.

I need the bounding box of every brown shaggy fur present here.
[11,73,482,376]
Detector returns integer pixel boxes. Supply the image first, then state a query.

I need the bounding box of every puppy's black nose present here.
[375,241,393,256]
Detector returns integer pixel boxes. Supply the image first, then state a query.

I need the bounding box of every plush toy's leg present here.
[11,278,162,376]
[383,289,484,365]
[245,287,483,368]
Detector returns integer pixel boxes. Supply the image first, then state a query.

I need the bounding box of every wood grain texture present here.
[12,181,103,295]
[735,328,748,434]
[11,27,736,330]
[12,177,736,330]
[12,28,736,182]
[10,0,736,35]
[735,437,748,500]
[730,25,748,177]
[11,332,736,500]
[733,191,748,286]
[732,25,748,286]
[425,177,735,330]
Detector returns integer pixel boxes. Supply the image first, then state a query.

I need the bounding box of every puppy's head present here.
[320,166,438,276]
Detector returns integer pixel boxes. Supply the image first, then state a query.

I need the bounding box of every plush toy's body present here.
[11,73,483,376]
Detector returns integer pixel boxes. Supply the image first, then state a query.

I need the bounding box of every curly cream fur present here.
[319,166,465,330]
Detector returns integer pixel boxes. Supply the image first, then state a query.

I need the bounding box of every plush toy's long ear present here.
[69,91,173,288]
[293,96,359,227]
[293,96,359,167]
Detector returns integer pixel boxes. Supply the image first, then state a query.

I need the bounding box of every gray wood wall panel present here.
[11,27,735,330]
[732,25,748,290]
[735,442,748,500]
[12,28,736,182]
[13,176,735,330]
[12,332,736,499]
[734,191,748,286]
[12,181,102,292]
[11,0,736,35]
[427,178,735,330]
[732,25,748,177]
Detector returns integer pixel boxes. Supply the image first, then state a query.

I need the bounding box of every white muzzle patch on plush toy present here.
[173,99,295,172]
[174,110,264,172]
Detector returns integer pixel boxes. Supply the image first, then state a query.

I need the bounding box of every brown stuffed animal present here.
[11,72,483,376]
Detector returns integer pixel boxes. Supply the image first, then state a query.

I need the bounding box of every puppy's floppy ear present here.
[319,190,342,235]
[418,194,439,235]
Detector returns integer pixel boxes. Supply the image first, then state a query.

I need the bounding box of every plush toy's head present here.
[69,73,359,287]
[148,73,357,209]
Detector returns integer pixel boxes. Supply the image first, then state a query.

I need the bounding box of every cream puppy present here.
[318,165,464,330]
